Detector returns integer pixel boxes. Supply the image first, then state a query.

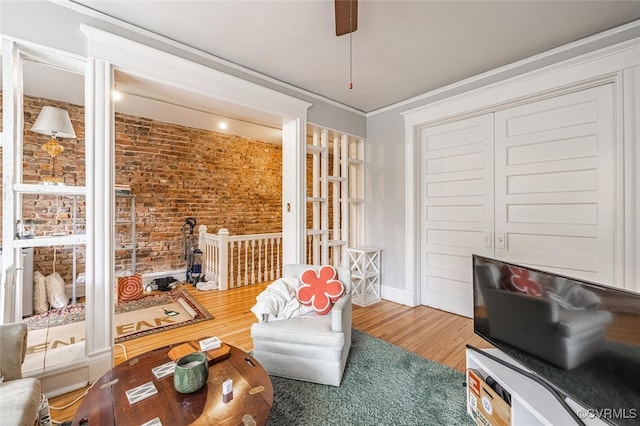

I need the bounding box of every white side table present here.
[347,247,382,307]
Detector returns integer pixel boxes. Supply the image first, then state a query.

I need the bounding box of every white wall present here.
[366,21,640,305]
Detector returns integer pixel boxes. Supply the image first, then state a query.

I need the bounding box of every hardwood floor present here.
[48,282,491,423]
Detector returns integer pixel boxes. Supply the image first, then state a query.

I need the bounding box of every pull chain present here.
[349,0,353,89]
[349,31,353,90]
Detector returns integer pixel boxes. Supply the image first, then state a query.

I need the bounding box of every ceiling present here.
[71,0,640,113]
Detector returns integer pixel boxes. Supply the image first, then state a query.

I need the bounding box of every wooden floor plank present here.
[48,282,491,422]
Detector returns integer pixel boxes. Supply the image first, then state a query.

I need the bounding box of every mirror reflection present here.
[14,57,87,376]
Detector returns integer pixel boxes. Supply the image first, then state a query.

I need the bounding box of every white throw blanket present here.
[251,277,314,322]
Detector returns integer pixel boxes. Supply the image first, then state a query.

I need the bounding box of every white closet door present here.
[420,114,494,317]
[494,84,615,284]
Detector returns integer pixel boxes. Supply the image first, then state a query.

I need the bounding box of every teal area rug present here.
[267,329,473,425]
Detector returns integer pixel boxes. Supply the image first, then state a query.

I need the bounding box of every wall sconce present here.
[31,106,77,185]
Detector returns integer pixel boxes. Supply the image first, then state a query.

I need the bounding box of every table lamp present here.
[31,106,77,185]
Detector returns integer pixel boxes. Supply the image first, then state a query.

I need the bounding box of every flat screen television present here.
[472,255,640,425]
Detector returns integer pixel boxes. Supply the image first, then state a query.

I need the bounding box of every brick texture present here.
[1,94,283,282]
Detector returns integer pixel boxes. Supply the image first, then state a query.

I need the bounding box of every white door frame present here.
[403,36,640,307]
[2,25,313,393]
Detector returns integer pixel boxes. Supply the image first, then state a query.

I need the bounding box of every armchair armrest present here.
[0,322,28,381]
[331,293,352,333]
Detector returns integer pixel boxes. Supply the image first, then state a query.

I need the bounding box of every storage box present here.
[467,369,511,426]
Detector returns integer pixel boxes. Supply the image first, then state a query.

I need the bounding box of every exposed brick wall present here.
[113,112,282,274]
[1,93,283,281]
[1,94,87,280]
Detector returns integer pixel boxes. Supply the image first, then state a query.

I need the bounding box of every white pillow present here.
[250,277,315,321]
[33,271,49,314]
[45,272,69,309]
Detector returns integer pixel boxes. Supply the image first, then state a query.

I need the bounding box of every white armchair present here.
[0,323,42,426]
[250,264,352,386]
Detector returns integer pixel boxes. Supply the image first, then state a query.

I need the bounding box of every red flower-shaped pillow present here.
[297,265,345,315]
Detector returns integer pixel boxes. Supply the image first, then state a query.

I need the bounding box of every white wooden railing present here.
[199,226,283,290]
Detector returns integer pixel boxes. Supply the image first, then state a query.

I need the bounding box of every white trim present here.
[380,284,416,308]
[369,19,640,117]
[403,38,640,303]
[54,0,365,116]
[282,118,307,265]
[139,268,186,284]
[1,39,21,323]
[0,34,86,74]
[623,66,640,292]
[83,56,114,378]
[80,25,311,121]
[306,120,365,141]
[77,26,313,356]
[402,43,639,124]
[80,24,312,282]
[403,37,640,126]
[404,123,419,306]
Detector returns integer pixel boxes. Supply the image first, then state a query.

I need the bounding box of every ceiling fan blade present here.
[335,0,358,36]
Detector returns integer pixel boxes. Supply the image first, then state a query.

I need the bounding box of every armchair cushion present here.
[251,312,344,348]
[0,323,28,381]
[0,378,41,425]
[297,265,345,315]
[0,323,41,426]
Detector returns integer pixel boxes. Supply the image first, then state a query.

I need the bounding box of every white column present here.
[282,118,307,265]
[320,129,329,264]
[340,134,349,267]
[84,56,114,379]
[218,228,229,291]
[1,40,22,322]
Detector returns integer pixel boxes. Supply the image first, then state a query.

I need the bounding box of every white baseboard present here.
[65,283,86,300]
[140,269,185,284]
[66,269,186,299]
[380,285,416,307]
[26,346,111,398]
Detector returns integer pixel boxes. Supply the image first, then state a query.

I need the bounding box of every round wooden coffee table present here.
[72,342,273,425]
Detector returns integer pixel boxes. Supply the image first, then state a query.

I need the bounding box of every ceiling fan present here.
[335,0,358,36]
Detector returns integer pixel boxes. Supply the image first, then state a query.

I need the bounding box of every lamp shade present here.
[31,106,76,139]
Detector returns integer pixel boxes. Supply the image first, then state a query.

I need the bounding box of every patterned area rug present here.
[24,287,214,347]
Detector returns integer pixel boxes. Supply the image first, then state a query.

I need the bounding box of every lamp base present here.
[40,176,65,186]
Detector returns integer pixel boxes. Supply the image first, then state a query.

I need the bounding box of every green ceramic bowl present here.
[173,352,209,394]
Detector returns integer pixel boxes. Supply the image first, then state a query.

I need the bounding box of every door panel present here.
[495,84,615,283]
[418,84,616,318]
[420,114,494,317]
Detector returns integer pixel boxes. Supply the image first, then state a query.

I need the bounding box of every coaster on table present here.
[125,382,158,405]
[199,336,221,351]
[168,340,231,364]
[140,417,162,426]
[151,361,176,379]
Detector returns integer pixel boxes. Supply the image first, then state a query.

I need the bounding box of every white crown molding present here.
[0,33,86,74]
[368,19,640,118]
[81,25,311,122]
[54,0,366,117]
[402,36,640,127]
